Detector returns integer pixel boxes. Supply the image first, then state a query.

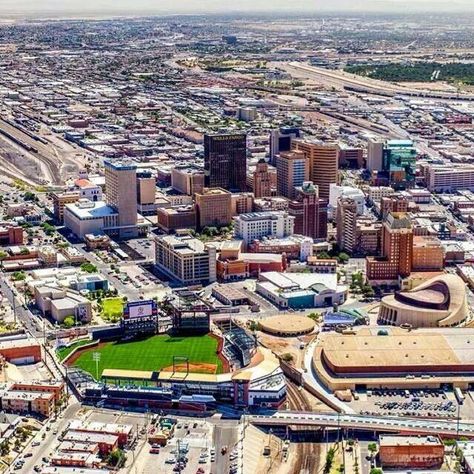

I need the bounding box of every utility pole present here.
[12,290,16,325]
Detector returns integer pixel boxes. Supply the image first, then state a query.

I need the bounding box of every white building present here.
[155,234,217,285]
[256,271,347,309]
[366,186,394,205]
[73,177,103,202]
[427,164,474,193]
[233,211,294,245]
[329,184,365,219]
[64,199,148,239]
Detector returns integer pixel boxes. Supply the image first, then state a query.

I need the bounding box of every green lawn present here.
[56,339,93,361]
[102,297,124,321]
[72,334,223,379]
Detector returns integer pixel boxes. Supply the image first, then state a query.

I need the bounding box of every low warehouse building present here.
[379,435,444,470]
[256,271,347,309]
[313,327,474,391]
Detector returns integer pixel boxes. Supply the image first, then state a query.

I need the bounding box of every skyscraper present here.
[367,138,384,172]
[292,140,339,200]
[104,160,138,239]
[366,212,413,283]
[204,133,247,192]
[289,181,328,240]
[276,150,309,199]
[336,197,358,253]
[269,127,301,164]
[195,188,232,229]
[253,159,274,198]
[382,140,418,190]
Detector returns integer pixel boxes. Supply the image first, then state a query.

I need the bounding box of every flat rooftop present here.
[380,435,442,446]
[65,201,117,220]
[319,327,474,371]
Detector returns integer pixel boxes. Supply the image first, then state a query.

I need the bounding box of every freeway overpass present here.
[246,411,474,438]
[288,63,474,102]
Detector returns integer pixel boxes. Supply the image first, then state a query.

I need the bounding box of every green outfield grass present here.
[57,339,93,361]
[72,334,223,379]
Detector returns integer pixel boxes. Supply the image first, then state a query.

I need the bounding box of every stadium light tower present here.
[93,352,101,381]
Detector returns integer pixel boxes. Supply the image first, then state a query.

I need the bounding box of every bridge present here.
[246,411,474,438]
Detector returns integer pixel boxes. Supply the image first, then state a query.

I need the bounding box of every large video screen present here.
[126,301,154,319]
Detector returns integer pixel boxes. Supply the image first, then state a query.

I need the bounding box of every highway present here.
[246,411,474,438]
[286,62,474,101]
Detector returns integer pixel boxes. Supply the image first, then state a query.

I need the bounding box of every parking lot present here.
[349,389,474,419]
[125,417,217,474]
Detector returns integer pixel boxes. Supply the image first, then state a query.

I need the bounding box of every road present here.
[0,277,46,339]
[286,62,474,101]
[8,403,82,474]
[359,440,372,474]
[247,411,474,438]
[212,421,238,474]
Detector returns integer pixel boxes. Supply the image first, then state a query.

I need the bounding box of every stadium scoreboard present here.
[122,299,158,336]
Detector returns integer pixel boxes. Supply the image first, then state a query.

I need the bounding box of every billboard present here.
[123,300,157,320]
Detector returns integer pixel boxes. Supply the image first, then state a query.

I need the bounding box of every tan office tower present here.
[276,150,309,199]
[292,140,339,200]
[104,160,138,239]
[253,159,274,198]
[195,188,232,229]
[367,138,384,172]
[171,165,205,196]
[366,212,413,283]
[136,171,156,205]
[336,197,358,253]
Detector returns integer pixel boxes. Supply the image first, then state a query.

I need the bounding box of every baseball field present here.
[69,334,224,379]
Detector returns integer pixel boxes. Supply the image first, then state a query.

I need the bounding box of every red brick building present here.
[0,224,24,245]
[379,435,444,469]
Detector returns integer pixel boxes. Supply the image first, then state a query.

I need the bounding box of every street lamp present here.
[92,352,101,381]
[457,400,461,438]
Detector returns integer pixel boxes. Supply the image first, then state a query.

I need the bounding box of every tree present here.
[324,447,335,473]
[0,439,10,456]
[23,191,38,202]
[248,320,260,332]
[12,271,26,281]
[338,252,350,264]
[307,312,322,322]
[370,469,383,474]
[281,353,294,363]
[80,263,97,274]
[107,448,126,467]
[41,222,56,236]
[63,316,75,328]
[362,285,375,298]
[14,438,21,451]
[317,251,331,260]
[368,442,378,456]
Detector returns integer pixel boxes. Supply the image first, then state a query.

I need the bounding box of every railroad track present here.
[286,382,320,473]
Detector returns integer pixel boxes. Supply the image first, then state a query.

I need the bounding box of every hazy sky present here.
[2,0,474,14]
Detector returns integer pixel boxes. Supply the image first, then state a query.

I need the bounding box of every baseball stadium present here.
[60,293,286,409]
